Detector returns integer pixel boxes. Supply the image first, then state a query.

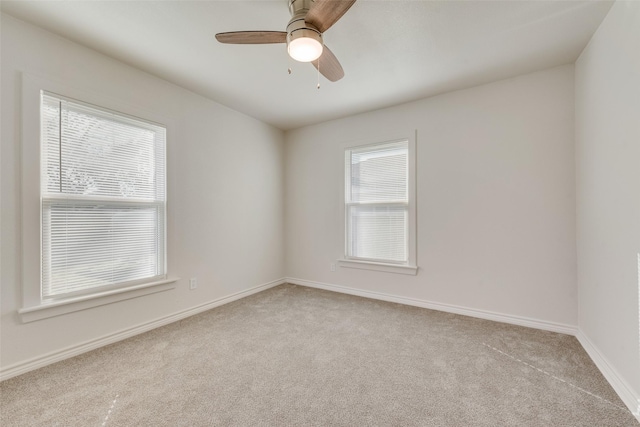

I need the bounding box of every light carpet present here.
[1,284,638,426]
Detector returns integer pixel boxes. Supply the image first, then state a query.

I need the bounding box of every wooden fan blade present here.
[215,31,287,44]
[312,45,344,82]
[306,0,357,33]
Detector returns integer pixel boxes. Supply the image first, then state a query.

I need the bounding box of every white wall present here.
[0,15,285,373]
[575,0,640,414]
[285,65,577,330]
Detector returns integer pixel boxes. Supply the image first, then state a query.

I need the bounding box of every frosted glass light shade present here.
[288,34,323,62]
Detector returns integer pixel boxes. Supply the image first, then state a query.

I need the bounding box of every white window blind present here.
[41,92,166,299]
[345,140,409,263]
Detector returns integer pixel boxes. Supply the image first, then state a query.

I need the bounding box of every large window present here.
[342,138,417,274]
[40,92,167,300]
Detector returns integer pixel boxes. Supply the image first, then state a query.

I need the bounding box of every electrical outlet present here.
[330,263,336,272]
[189,278,197,290]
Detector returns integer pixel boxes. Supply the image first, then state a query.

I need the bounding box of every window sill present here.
[19,278,179,323]
[338,259,418,275]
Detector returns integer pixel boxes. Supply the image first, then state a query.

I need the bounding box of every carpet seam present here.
[482,342,629,413]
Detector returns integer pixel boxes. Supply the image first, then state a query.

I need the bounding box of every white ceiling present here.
[1,0,613,130]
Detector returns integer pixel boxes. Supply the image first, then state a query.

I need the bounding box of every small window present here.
[343,138,416,273]
[40,92,167,300]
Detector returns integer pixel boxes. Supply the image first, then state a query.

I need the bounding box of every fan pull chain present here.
[288,52,292,75]
[317,56,320,89]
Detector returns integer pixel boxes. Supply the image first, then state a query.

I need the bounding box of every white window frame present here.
[338,132,418,275]
[20,74,177,323]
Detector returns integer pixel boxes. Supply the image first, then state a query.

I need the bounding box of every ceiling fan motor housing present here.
[288,0,314,18]
[287,0,323,62]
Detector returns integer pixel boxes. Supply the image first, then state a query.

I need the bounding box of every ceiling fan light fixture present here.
[215,0,353,81]
[287,27,323,62]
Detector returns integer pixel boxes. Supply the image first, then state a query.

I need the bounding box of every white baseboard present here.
[576,330,640,421]
[0,278,286,382]
[286,277,577,335]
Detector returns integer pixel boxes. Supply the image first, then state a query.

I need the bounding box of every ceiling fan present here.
[215,0,357,82]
